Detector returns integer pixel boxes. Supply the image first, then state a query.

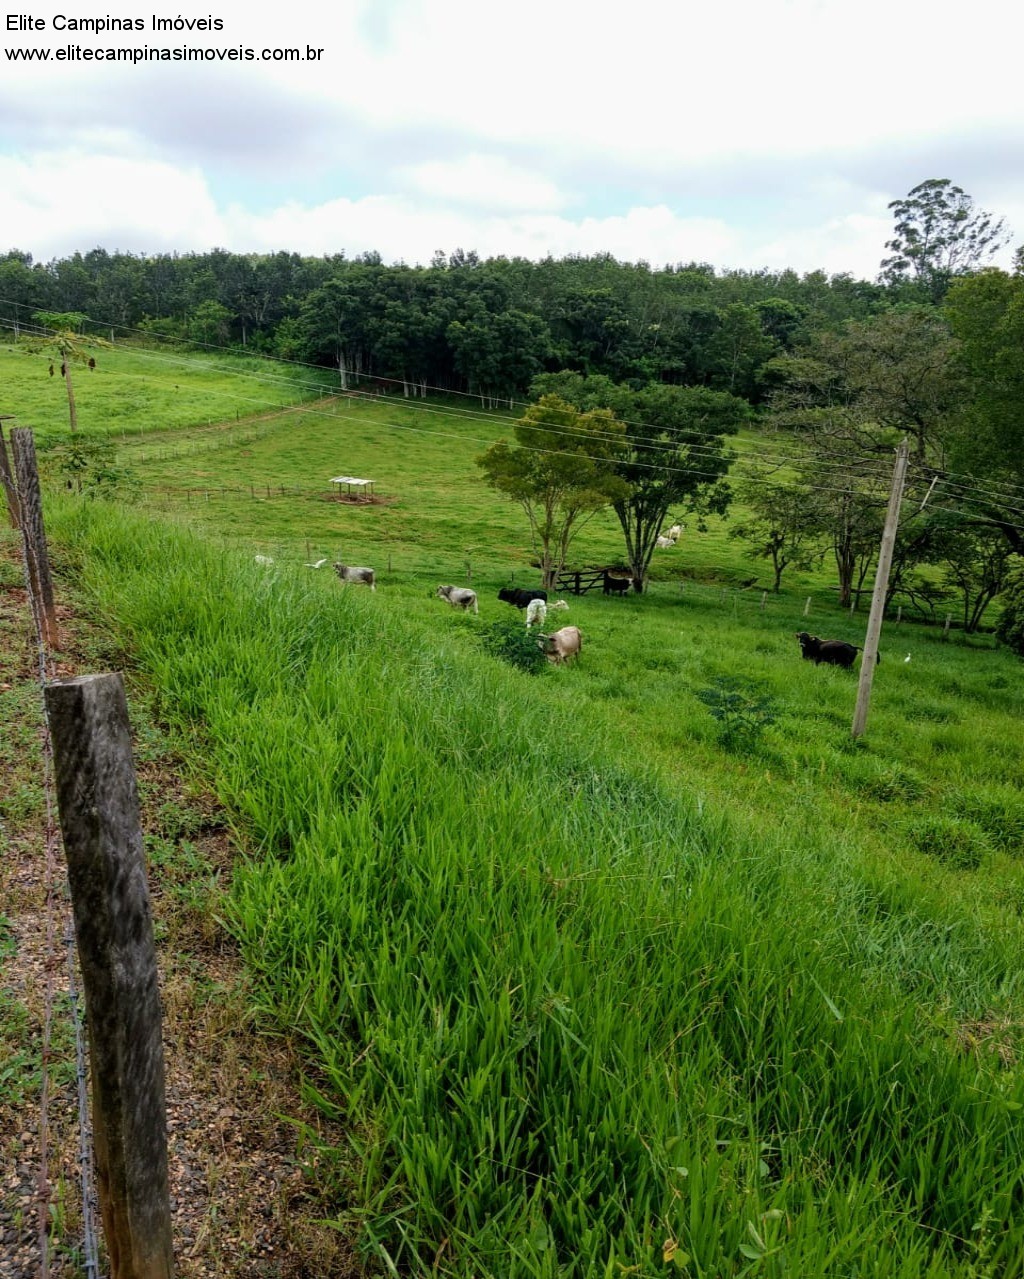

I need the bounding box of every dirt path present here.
[0,541,361,1277]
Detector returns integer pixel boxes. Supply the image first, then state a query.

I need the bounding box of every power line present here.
[5,313,1024,526]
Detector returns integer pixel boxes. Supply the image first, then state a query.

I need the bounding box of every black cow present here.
[602,573,631,596]
[498,587,548,609]
[795,631,878,668]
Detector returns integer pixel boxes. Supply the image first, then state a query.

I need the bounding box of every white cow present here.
[333,563,376,590]
[537,626,583,665]
[436,584,479,613]
[655,535,675,549]
[548,599,569,612]
[254,554,275,565]
[525,598,547,629]
[667,523,684,540]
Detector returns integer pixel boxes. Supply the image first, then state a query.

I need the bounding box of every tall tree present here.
[476,395,629,589]
[944,262,1024,554]
[532,372,745,590]
[879,179,1009,301]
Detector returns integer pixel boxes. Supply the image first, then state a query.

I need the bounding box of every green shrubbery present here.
[996,561,1024,656]
[480,616,549,674]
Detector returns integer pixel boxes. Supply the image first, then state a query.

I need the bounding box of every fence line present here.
[12,428,106,1276]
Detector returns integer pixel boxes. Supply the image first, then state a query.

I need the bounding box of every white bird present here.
[306,558,328,568]
[904,653,912,663]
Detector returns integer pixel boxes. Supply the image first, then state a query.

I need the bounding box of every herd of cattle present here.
[315,563,873,672]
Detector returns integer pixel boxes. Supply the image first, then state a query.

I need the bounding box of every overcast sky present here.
[2,0,1021,278]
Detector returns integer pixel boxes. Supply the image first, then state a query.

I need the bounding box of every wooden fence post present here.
[0,418,22,528]
[11,428,59,649]
[803,596,811,617]
[943,613,952,640]
[760,590,767,611]
[44,673,175,1279]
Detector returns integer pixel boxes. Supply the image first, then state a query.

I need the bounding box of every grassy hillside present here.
[46,491,1024,1278]
[0,339,334,440]
[9,359,1023,1274]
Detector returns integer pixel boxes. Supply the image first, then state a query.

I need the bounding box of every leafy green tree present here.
[729,475,820,591]
[532,372,745,590]
[0,252,47,338]
[944,263,1024,554]
[996,560,1024,656]
[767,307,960,462]
[880,179,1009,301]
[702,302,778,398]
[449,305,551,406]
[476,395,630,589]
[188,300,232,347]
[939,517,1013,633]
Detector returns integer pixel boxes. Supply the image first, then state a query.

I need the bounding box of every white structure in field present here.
[330,475,375,498]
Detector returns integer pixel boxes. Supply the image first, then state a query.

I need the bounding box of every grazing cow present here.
[655,535,675,549]
[498,586,548,609]
[436,584,478,613]
[795,631,877,668]
[334,563,376,591]
[667,524,684,540]
[537,626,583,665]
[603,573,631,595]
[253,554,275,565]
[525,598,547,629]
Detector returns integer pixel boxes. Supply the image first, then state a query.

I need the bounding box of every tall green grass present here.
[56,500,1024,1278]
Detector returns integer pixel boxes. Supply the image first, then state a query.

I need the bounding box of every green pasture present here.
[112,387,832,600]
[9,364,1024,1276]
[0,338,333,440]
[32,479,1024,1277]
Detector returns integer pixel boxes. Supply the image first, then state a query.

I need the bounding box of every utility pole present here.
[852,439,910,739]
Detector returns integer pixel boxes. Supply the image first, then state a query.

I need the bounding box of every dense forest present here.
[2,178,1023,637]
[0,241,890,402]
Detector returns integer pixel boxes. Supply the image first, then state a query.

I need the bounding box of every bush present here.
[996,560,1024,656]
[480,617,548,675]
[695,676,779,750]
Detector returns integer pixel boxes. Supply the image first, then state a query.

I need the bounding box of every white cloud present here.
[2,0,1021,275]
[399,154,566,212]
[1,152,222,257]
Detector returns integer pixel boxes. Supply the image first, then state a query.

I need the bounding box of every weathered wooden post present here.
[803,596,811,617]
[0,418,22,528]
[11,428,59,649]
[852,439,910,739]
[896,605,902,628]
[760,590,768,611]
[943,613,952,640]
[44,674,175,1279]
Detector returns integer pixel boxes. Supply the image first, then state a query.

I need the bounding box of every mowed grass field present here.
[8,349,1024,1275]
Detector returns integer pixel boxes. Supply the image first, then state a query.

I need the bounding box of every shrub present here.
[695,676,779,750]
[996,560,1024,656]
[480,617,548,675]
